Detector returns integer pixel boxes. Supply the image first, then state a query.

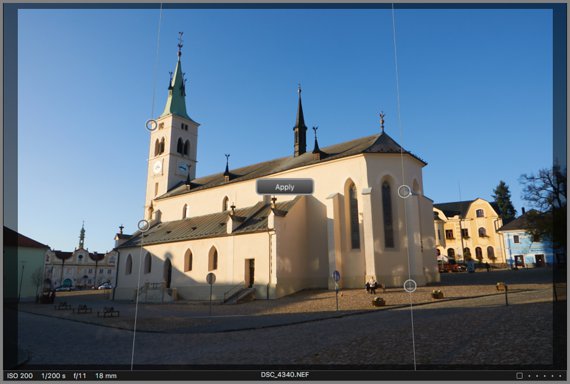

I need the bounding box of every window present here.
[463,248,471,259]
[182,204,188,219]
[461,228,469,238]
[88,268,93,273]
[478,227,487,237]
[184,140,190,156]
[447,248,455,258]
[159,122,164,130]
[154,183,159,197]
[208,247,218,271]
[445,230,454,239]
[532,234,540,242]
[222,196,229,212]
[107,269,112,274]
[184,249,193,272]
[436,249,441,256]
[177,138,183,154]
[382,182,395,248]
[125,255,133,275]
[513,235,520,243]
[181,123,188,131]
[99,268,104,274]
[476,209,484,218]
[159,138,165,154]
[154,139,160,156]
[144,253,152,274]
[437,230,441,241]
[487,246,495,260]
[475,247,483,260]
[348,183,360,249]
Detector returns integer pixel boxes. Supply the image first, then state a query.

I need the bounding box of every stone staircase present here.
[136,282,177,303]
[223,287,256,304]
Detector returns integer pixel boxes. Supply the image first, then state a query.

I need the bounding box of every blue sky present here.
[17,7,553,252]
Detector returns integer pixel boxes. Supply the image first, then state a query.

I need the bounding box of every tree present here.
[492,180,516,223]
[519,166,567,251]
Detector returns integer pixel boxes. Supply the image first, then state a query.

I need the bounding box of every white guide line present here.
[391,2,417,370]
[130,232,145,370]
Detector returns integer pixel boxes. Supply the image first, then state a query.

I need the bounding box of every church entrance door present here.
[164,259,172,288]
[245,259,255,288]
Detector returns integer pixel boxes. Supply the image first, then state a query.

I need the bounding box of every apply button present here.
[256,178,314,195]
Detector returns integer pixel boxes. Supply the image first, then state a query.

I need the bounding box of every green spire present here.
[161,32,191,120]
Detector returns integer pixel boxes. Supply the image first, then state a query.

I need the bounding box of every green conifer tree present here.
[492,181,517,223]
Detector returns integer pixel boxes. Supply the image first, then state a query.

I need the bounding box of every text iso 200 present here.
[6,372,33,380]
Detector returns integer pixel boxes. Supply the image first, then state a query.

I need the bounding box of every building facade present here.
[114,42,439,301]
[4,227,50,302]
[497,210,554,268]
[433,198,506,265]
[44,224,117,289]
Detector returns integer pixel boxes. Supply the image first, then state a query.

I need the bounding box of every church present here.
[113,39,439,302]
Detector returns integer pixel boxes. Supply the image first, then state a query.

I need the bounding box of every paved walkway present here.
[19,268,557,334]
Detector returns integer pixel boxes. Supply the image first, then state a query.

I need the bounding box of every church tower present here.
[145,33,199,220]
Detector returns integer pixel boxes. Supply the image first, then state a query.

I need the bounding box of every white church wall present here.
[419,195,440,284]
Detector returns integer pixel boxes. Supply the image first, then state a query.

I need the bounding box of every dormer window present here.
[476,209,484,218]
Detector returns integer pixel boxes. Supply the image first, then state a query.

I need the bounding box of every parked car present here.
[55,286,74,291]
[97,283,113,290]
[438,259,467,273]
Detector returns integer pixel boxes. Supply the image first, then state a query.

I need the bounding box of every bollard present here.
[505,284,509,306]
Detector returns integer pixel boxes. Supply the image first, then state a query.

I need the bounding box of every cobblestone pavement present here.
[18,268,558,334]
[17,269,558,366]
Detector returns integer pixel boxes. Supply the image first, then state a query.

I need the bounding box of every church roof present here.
[158,131,426,200]
[117,198,301,248]
[434,199,500,218]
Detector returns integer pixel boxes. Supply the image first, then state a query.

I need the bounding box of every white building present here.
[113,41,439,301]
[45,224,117,289]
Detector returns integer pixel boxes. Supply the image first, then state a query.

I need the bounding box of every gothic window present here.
[447,248,455,258]
[478,227,487,237]
[184,249,193,272]
[382,182,395,248]
[125,254,132,275]
[177,138,183,154]
[184,140,190,156]
[159,138,165,154]
[348,183,360,249]
[209,247,218,271]
[144,253,152,274]
[182,204,188,219]
[476,209,484,217]
[487,246,495,260]
[222,196,229,212]
[154,139,160,156]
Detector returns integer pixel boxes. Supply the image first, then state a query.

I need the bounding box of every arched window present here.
[184,140,190,156]
[475,247,483,261]
[447,248,455,258]
[159,138,165,154]
[348,183,360,249]
[476,209,484,218]
[184,249,193,272]
[163,259,172,288]
[208,247,218,271]
[144,252,152,274]
[177,138,183,154]
[154,139,160,156]
[436,249,441,256]
[182,204,188,219]
[487,246,495,260]
[478,227,487,237]
[382,181,395,248]
[222,196,229,212]
[125,254,132,275]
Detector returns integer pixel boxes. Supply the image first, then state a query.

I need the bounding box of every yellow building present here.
[433,198,506,265]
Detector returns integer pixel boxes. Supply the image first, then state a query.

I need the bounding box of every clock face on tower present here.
[153,160,162,175]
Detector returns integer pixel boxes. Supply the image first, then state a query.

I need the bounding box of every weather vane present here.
[379,111,386,132]
[312,126,318,138]
[177,32,184,56]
